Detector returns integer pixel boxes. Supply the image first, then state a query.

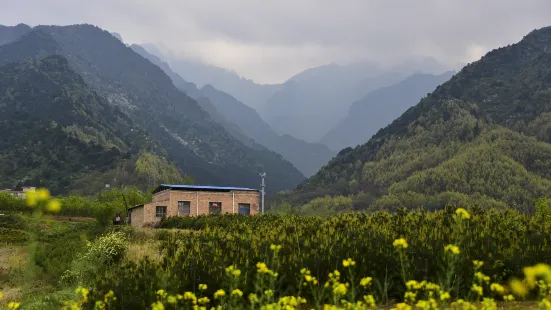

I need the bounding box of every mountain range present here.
[286,25,551,212]
[147,45,457,145]
[129,44,336,177]
[142,43,281,115]
[0,24,305,194]
[320,71,456,151]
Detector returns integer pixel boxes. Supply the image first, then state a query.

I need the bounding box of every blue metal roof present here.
[154,184,259,193]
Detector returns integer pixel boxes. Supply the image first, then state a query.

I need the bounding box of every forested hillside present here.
[0,55,185,194]
[287,26,551,211]
[0,24,305,193]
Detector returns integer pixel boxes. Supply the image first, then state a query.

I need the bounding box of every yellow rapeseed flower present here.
[539,299,551,310]
[439,291,451,301]
[444,244,460,255]
[256,262,271,274]
[342,258,356,268]
[333,283,347,296]
[198,284,207,291]
[472,284,483,296]
[36,188,50,201]
[151,301,164,310]
[473,260,484,269]
[523,264,551,288]
[509,279,528,297]
[393,238,408,249]
[364,294,376,308]
[404,291,417,302]
[503,294,515,302]
[95,300,106,310]
[392,302,412,310]
[7,302,20,310]
[47,199,62,213]
[456,208,471,219]
[406,280,418,290]
[198,297,210,304]
[76,286,89,302]
[213,289,225,299]
[183,291,196,303]
[167,296,177,304]
[490,283,505,294]
[248,293,259,303]
[481,297,497,310]
[360,277,373,287]
[231,289,243,297]
[26,190,37,207]
[475,272,490,283]
[0,291,2,300]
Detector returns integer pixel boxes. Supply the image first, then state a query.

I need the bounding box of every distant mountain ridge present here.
[320,71,456,151]
[286,25,551,212]
[0,23,305,193]
[262,59,454,143]
[142,44,281,114]
[145,44,455,145]
[131,44,335,176]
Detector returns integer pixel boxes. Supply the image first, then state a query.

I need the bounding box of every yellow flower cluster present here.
[342,258,356,268]
[455,207,471,220]
[214,289,225,299]
[444,244,460,255]
[393,238,408,249]
[7,302,20,309]
[256,262,278,277]
[225,265,241,277]
[301,268,319,285]
[26,187,62,213]
[473,260,484,269]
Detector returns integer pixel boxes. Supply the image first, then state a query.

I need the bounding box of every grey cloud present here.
[1,0,550,83]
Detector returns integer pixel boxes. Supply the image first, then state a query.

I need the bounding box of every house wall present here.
[132,189,260,227]
[167,190,260,216]
[129,205,144,227]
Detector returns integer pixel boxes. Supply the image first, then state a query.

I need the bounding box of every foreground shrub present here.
[61,230,127,285]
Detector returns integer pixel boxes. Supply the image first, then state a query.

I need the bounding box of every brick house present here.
[127,184,260,227]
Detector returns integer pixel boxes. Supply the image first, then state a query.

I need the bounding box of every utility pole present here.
[260,172,266,214]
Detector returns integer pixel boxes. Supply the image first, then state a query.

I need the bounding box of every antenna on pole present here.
[259,172,266,214]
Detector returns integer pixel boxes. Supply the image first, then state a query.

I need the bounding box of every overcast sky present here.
[1,0,550,83]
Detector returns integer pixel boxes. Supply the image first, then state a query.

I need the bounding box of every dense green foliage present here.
[0,55,186,194]
[76,202,551,309]
[288,26,551,211]
[0,186,151,227]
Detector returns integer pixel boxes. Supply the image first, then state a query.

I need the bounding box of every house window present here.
[178,201,191,216]
[209,202,222,214]
[155,206,167,218]
[238,203,251,215]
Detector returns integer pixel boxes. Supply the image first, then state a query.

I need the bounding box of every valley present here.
[0,6,551,309]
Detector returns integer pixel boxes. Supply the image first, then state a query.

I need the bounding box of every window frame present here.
[178,201,191,216]
[238,203,251,215]
[155,206,167,218]
[209,202,222,214]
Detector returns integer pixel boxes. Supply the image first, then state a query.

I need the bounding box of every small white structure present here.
[1,186,36,199]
